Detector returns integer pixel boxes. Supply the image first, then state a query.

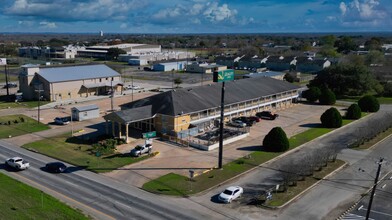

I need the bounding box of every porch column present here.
[105,120,109,135]
[125,123,129,143]
[118,122,122,138]
[112,121,115,137]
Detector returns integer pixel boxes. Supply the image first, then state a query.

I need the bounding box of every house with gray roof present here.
[104,77,300,142]
[19,64,123,101]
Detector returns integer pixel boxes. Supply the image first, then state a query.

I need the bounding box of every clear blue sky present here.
[0,0,391,33]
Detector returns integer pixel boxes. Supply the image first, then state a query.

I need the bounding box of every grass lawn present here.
[23,134,157,173]
[142,118,358,196]
[338,96,392,105]
[0,74,18,83]
[0,172,89,220]
[0,115,49,138]
[264,160,345,207]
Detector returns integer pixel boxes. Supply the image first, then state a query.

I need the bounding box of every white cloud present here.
[339,0,390,27]
[39,21,56,28]
[203,3,237,22]
[339,2,347,15]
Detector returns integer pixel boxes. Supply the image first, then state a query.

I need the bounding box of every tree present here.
[335,36,357,54]
[262,127,289,152]
[358,95,380,112]
[345,104,362,120]
[302,87,321,103]
[319,87,336,105]
[174,77,182,88]
[284,73,295,83]
[365,50,385,66]
[107,48,126,60]
[320,107,342,128]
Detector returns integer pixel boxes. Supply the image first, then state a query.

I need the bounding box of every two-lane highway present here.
[0,140,235,220]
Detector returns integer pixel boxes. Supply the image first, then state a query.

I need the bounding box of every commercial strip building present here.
[119,51,195,63]
[186,63,227,74]
[19,64,123,101]
[103,77,300,143]
[77,44,161,59]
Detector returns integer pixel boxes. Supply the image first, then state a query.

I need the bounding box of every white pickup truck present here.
[5,157,30,170]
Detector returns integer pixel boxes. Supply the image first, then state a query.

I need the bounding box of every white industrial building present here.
[118,51,195,63]
[77,44,161,59]
[72,105,100,121]
[153,61,188,72]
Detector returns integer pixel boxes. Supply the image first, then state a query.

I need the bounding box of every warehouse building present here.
[104,77,300,143]
[19,64,123,101]
[153,61,187,71]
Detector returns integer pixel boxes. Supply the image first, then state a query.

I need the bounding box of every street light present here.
[34,83,43,124]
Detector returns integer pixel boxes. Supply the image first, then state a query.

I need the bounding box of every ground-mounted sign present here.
[142,131,156,139]
[213,69,234,82]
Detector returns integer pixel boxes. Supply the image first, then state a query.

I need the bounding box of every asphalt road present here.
[0,140,235,220]
[192,105,392,220]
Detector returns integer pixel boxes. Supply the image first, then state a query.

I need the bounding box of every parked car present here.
[5,157,30,170]
[256,111,279,120]
[228,120,247,128]
[3,83,17,88]
[218,186,243,203]
[143,67,152,71]
[130,144,152,157]
[54,117,70,125]
[248,116,261,123]
[125,85,141,90]
[233,117,256,126]
[45,162,67,173]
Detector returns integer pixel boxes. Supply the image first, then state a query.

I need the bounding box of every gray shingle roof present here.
[104,105,153,124]
[38,64,120,83]
[121,77,300,116]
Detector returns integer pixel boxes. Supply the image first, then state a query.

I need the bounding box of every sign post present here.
[142,131,156,139]
[213,69,234,169]
[0,58,9,96]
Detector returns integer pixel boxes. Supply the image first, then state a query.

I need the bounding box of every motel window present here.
[112,77,114,81]
[99,78,102,82]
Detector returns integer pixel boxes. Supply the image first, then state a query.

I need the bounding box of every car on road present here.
[54,117,70,125]
[45,162,67,173]
[218,186,243,203]
[5,157,30,170]
[256,111,279,120]
[228,120,247,128]
[130,144,152,157]
[3,83,17,88]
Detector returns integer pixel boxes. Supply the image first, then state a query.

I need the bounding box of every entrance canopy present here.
[104,105,154,124]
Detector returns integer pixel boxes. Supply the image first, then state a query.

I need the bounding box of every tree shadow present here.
[102,153,130,159]
[236,145,260,151]
[299,123,322,128]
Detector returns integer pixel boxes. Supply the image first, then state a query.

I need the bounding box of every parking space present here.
[104,103,337,187]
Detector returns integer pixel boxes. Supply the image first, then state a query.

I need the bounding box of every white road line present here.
[359,207,392,217]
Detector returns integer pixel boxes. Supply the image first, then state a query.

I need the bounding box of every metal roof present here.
[38,64,120,83]
[121,77,300,116]
[244,72,285,78]
[71,104,99,112]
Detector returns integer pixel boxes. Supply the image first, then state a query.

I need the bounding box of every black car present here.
[3,83,17,88]
[256,111,279,120]
[233,117,256,126]
[45,162,67,173]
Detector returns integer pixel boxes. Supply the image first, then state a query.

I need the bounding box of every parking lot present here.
[104,103,337,187]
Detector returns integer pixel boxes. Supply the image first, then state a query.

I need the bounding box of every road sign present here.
[142,131,156,139]
[213,69,234,82]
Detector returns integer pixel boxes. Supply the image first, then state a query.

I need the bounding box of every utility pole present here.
[110,80,114,112]
[366,157,384,220]
[218,81,225,169]
[4,64,9,96]
[131,76,134,102]
[35,83,43,124]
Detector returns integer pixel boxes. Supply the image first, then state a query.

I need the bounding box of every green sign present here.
[213,69,235,82]
[142,131,156,139]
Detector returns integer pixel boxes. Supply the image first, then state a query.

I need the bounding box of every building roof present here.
[244,71,285,78]
[104,105,153,124]
[121,77,300,117]
[72,104,99,112]
[38,64,120,83]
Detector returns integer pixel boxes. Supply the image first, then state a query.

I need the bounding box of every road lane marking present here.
[359,207,392,217]
[10,172,116,220]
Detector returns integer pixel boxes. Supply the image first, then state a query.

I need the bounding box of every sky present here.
[0,0,391,34]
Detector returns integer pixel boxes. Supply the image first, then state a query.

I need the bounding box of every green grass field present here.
[142,118,357,196]
[0,172,89,220]
[0,100,50,109]
[23,134,157,173]
[339,96,392,105]
[0,115,49,138]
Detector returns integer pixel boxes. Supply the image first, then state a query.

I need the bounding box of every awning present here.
[83,81,124,89]
[104,105,155,124]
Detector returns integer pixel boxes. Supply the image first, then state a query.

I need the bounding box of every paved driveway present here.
[104,103,337,187]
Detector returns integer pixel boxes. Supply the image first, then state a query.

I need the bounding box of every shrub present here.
[92,138,118,155]
[262,127,289,152]
[345,104,362,119]
[319,87,336,105]
[302,87,321,103]
[320,107,342,128]
[358,95,380,112]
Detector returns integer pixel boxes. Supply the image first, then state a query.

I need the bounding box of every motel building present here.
[104,77,300,144]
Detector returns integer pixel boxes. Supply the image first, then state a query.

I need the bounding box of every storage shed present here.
[71,104,100,121]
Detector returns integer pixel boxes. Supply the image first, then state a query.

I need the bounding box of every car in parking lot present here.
[256,111,279,120]
[45,162,67,173]
[233,117,256,126]
[218,186,243,203]
[54,117,70,125]
[3,83,17,88]
[228,120,247,128]
[248,116,261,123]
[125,85,141,90]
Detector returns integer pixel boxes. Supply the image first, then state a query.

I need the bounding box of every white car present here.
[218,186,243,203]
[125,85,141,90]
[5,157,30,170]
[228,120,247,128]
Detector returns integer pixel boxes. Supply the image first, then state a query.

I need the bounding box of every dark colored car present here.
[256,111,279,120]
[45,162,67,173]
[3,83,17,88]
[248,116,261,123]
[233,117,256,126]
